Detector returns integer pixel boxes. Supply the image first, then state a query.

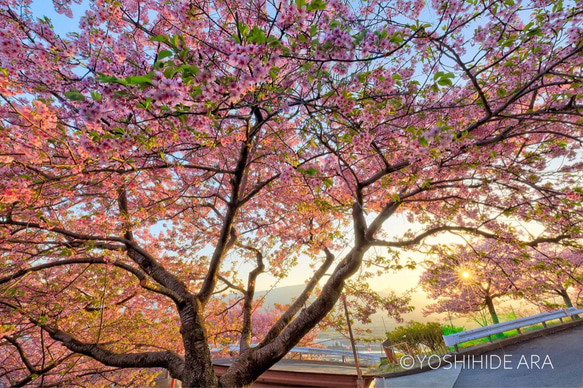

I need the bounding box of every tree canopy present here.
[1,0,582,386]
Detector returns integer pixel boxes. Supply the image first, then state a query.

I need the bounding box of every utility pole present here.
[342,294,365,388]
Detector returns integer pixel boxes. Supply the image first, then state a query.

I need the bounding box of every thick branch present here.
[371,226,571,247]
[0,219,127,245]
[257,247,335,348]
[3,337,34,373]
[239,245,265,353]
[0,257,182,301]
[223,206,368,386]
[116,189,189,304]
[11,353,75,388]
[39,323,184,379]
[198,140,249,305]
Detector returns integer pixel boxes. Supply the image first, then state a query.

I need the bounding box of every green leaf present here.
[389,32,403,44]
[163,67,176,79]
[305,167,318,176]
[307,0,326,11]
[136,98,153,110]
[64,90,85,101]
[310,25,318,37]
[269,66,280,81]
[500,37,515,48]
[352,29,367,45]
[124,74,154,87]
[177,64,199,77]
[437,78,453,86]
[191,85,202,97]
[237,23,250,38]
[419,137,428,147]
[96,73,120,83]
[150,35,169,44]
[6,288,18,296]
[157,49,173,60]
[58,248,73,257]
[267,35,282,48]
[329,20,341,29]
[248,26,267,43]
[357,71,371,83]
[90,91,102,101]
[298,167,319,176]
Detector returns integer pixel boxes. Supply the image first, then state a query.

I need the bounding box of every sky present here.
[29,1,86,29]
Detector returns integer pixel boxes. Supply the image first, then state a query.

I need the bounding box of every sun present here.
[461,271,471,279]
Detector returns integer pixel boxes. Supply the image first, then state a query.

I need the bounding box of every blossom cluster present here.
[276,3,308,30]
[316,26,356,61]
[0,173,31,204]
[146,72,187,107]
[79,132,134,159]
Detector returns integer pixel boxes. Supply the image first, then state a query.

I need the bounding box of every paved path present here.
[453,324,583,388]
[379,324,583,388]
[376,366,461,388]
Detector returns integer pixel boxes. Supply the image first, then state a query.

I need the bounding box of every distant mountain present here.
[253,284,449,338]
[255,284,308,308]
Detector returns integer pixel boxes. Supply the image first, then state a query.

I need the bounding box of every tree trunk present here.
[180,299,219,388]
[559,289,574,308]
[181,348,218,388]
[218,360,253,388]
[558,289,579,320]
[485,296,499,325]
[220,240,368,387]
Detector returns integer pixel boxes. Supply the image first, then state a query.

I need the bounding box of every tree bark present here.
[179,298,219,388]
[485,296,499,325]
[219,243,367,386]
[558,289,579,320]
[558,289,574,308]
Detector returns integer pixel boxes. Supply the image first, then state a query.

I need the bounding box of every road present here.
[453,324,583,388]
[382,324,583,388]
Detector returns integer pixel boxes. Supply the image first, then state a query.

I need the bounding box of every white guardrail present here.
[443,307,583,350]
[217,345,383,363]
[289,346,383,362]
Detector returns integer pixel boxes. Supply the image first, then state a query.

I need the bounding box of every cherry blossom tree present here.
[419,242,520,325]
[1,0,583,386]
[516,243,583,309]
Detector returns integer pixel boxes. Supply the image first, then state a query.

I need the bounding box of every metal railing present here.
[443,307,583,350]
[214,345,384,364]
[289,346,384,364]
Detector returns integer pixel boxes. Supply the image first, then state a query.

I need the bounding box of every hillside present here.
[254,284,447,338]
